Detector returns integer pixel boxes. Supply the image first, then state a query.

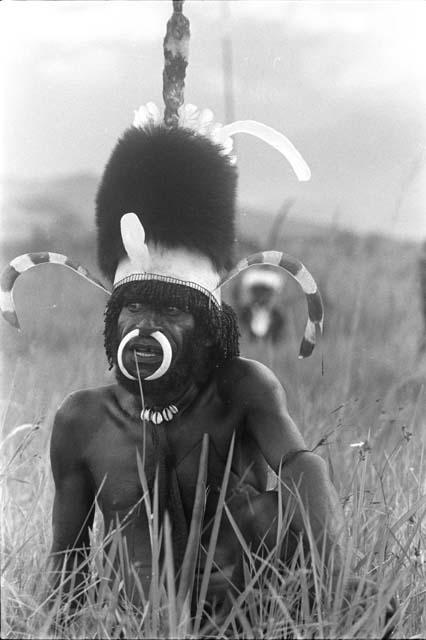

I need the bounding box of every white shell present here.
[163,408,173,421]
[144,331,173,381]
[152,411,163,425]
[141,408,151,422]
[139,404,178,424]
[117,329,140,381]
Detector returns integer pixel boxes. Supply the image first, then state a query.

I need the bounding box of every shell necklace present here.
[139,383,198,425]
[140,404,178,425]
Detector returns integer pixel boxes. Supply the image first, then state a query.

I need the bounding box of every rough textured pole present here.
[163,0,190,128]
[221,1,235,125]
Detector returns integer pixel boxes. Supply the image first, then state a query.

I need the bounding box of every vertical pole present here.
[163,0,190,127]
[221,0,236,133]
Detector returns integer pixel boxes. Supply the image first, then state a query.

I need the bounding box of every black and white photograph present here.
[1,1,425,637]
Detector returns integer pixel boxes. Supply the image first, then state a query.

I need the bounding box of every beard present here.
[114,325,216,398]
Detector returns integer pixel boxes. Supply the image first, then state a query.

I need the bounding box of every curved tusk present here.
[145,331,173,380]
[0,252,111,330]
[117,329,140,380]
[217,250,323,358]
[218,121,311,182]
[117,329,173,382]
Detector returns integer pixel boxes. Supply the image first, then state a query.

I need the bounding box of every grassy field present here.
[1,218,425,638]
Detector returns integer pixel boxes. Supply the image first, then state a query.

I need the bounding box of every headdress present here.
[0,2,323,364]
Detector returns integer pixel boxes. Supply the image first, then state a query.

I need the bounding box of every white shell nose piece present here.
[145,330,172,380]
[117,329,140,380]
[116,329,173,381]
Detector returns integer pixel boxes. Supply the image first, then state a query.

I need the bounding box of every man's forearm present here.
[280,451,346,570]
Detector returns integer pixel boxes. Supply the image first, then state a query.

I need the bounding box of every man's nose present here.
[135,310,162,332]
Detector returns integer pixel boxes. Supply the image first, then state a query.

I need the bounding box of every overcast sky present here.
[1,0,425,240]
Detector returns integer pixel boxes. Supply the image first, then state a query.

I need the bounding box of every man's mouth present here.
[134,348,161,360]
[129,340,164,364]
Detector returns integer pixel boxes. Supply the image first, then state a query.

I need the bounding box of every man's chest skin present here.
[82,380,269,529]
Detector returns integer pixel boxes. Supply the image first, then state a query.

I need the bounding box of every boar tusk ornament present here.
[117,329,173,382]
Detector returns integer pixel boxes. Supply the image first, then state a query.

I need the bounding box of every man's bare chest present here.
[84,390,241,514]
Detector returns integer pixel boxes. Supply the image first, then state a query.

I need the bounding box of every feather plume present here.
[120,213,151,271]
[219,121,311,182]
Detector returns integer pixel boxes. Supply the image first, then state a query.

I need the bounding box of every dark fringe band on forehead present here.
[104,279,240,369]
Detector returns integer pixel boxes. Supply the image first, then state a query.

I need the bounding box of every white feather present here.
[218,121,311,182]
[120,213,151,271]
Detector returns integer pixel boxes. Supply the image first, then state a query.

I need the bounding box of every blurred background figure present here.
[231,199,293,343]
[232,267,287,343]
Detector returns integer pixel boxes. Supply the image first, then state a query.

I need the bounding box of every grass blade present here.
[177,432,209,613]
[193,431,235,634]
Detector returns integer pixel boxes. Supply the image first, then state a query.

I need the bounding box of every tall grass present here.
[1,227,425,637]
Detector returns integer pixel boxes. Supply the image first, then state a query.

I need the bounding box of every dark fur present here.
[96,125,238,282]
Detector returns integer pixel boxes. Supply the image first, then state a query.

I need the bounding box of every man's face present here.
[117,301,196,381]
[250,284,276,309]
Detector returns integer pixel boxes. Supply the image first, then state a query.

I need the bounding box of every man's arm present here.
[49,395,95,604]
[240,359,345,572]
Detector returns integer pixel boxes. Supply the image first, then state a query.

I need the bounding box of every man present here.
[48,106,345,610]
[233,267,287,343]
[50,297,342,600]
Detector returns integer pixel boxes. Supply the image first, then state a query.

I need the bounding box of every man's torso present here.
[71,359,270,531]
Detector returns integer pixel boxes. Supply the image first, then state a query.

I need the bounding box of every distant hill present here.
[1,172,420,275]
[1,173,100,270]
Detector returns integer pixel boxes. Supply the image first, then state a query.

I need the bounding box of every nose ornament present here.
[116,329,173,382]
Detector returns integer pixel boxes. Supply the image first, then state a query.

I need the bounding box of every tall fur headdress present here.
[0,4,323,358]
[96,110,237,302]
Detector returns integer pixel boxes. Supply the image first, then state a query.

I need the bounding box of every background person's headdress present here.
[0,0,323,358]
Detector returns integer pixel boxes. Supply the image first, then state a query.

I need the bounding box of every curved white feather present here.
[133,103,161,129]
[218,121,311,182]
[120,213,151,271]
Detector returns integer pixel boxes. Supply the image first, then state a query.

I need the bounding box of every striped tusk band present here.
[217,250,324,358]
[0,252,111,329]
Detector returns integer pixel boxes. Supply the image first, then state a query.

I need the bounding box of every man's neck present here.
[114,378,200,420]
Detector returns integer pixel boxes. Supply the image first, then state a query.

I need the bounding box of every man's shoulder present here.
[56,384,116,421]
[215,356,283,397]
[217,356,279,380]
[51,385,117,460]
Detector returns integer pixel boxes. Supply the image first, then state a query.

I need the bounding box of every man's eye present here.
[166,306,180,315]
[127,302,143,312]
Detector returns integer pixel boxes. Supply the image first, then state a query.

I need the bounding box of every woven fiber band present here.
[113,273,220,308]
